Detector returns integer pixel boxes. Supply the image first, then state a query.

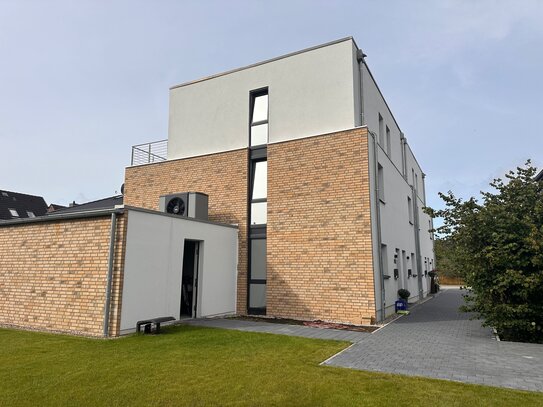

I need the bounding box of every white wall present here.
[361,63,426,204]
[120,209,238,333]
[167,38,357,159]
[369,135,435,319]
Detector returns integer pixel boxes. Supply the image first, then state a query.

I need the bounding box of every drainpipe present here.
[412,187,424,301]
[369,130,386,321]
[103,212,118,337]
[357,49,367,126]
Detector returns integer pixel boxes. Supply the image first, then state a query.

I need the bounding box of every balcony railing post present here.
[131,147,135,166]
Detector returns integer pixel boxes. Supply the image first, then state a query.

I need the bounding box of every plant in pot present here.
[397,288,410,309]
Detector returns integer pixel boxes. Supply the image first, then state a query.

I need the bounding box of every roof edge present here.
[0,208,122,227]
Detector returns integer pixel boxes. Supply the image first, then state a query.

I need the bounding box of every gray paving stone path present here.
[185,317,370,342]
[324,288,543,392]
[185,288,543,392]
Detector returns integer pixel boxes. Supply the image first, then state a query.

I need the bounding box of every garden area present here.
[1,324,542,406]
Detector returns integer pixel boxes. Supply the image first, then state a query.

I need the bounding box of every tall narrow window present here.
[248,88,269,315]
[407,197,413,224]
[249,238,267,309]
[378,114,384,147]
[250,90,268,147]
[386,126,391,156]
[378,164,385,202]
[381,244,388,277]
[401,250,408,288]
[251,160,267,225]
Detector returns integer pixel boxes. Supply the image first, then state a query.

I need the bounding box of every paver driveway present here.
[324,287,543,392]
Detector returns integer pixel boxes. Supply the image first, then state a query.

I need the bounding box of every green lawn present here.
[0,325,541,406]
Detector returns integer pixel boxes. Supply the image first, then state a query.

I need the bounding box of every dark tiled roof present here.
[0,190,48,220]
[52,195,123,214]
[48,203,67,211]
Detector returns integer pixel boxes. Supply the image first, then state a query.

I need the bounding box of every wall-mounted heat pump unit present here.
[158,192,208,220]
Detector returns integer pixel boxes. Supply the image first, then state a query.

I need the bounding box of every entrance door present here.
[180,240,200,318]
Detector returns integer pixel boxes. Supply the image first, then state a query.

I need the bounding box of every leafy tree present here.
[434,237,463,281]
[426,162,543,343]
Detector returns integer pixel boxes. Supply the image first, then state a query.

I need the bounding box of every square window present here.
[8,208,19,217]
[250,123,268,147]
[27,211,36,218]
[251,202,267,225]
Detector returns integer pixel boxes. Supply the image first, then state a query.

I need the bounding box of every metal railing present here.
[131,139,168,166]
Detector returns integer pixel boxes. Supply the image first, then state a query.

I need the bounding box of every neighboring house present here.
[51,195,123,214]
[0,189,48,220]
[536,168,543,181]
[47,203,67,213]
[124,36,435,323]
[0,37,435,337]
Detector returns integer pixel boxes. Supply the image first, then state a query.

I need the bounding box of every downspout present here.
[369,130,386,321]
[357,49,367,126]
[103,212,118,337]
[412,188,424,301]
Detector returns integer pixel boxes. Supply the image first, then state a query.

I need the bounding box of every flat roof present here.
[0,206,238,230]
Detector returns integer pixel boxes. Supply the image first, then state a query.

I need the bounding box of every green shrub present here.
[426,162,543,343]
[398,289,410,300]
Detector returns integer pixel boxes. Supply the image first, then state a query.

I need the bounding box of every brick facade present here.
[267,128,376,324]
[123,128,376,325]
[123,149,249,313]
[0,214,126,336]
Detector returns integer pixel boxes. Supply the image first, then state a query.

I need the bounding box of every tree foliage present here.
[426,162,543,343]
[434,237,463,280]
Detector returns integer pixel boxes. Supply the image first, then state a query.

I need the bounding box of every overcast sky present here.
[1,0,542,210]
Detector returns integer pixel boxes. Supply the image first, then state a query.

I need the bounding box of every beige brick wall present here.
[267,128,376,324]
[124,129,376,324]
[0,214,126,337]
[123,150,249,313]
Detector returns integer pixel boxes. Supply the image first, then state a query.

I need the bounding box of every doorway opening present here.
[181,240,200,318]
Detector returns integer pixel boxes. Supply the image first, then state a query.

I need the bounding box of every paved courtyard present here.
[188,288,543,392]
[186,317,369,342]
[324,288,543,392]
